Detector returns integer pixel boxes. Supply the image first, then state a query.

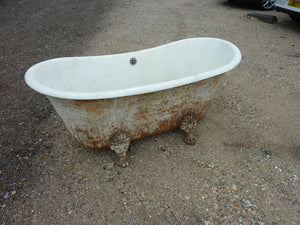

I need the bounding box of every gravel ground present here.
[0,0,299,224]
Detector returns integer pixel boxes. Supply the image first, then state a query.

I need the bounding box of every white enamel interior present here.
[25,38,241,100]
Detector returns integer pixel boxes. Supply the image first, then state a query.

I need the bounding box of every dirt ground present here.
[0,0,299,224]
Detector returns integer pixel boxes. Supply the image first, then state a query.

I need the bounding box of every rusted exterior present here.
[48,74,223,150]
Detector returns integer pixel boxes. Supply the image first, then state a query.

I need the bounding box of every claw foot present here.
[108,130,132,167]
[179,112,198,145]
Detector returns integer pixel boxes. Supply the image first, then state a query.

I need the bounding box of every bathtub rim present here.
[25,37,241,100]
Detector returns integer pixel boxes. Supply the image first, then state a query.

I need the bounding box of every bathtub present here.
[25,38,241,167]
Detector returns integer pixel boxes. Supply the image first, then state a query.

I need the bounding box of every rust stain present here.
[75,128,85,133]
[73,98,114,115]
[73,99,99,107]
[88,140,107,149]
[58,75,223,150]
[73,127,108,149]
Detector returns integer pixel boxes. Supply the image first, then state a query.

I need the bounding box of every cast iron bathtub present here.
[25,38,241,167]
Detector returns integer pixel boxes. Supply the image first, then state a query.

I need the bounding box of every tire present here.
[258,0,275,10]
[290,15,300,25]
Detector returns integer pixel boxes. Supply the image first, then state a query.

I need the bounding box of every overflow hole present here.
[130,57,137,65]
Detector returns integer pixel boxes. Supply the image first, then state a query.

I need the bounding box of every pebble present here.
[264,150,272,156]
[238,217,243,223]
[242,199,253,208]
[4,192,9,199]
[217,196,224,201]
[232,184,237,190]
[219,181,226,186]
[184,194,190,200]
[205,163,215,168]
[68,210,73,215]
[160,146,167,152]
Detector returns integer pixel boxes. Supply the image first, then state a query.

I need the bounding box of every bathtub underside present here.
[49,74,223,166]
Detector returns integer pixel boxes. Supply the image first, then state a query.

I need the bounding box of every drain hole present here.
[130,57,137,65]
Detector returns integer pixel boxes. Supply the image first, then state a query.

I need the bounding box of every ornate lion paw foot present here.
[179,112,198,146]
[108,130,132,167]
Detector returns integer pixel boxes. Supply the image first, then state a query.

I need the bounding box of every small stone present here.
[219,181,226,186]
[217,196,224,201]
[160,146,167,152]
[292,175,297,181]
[184,194,190,200]
[264,150,272,156]
[68,210,73,215]
[232,184,237,190]
[11,190,16,195]
[242,199,253,208]
[204,221,210,225]
[4,192,9,199]
[205,163,215,168]
[238,218,243,223]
